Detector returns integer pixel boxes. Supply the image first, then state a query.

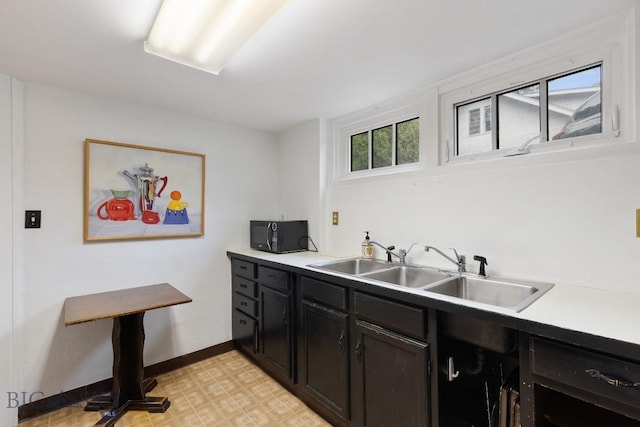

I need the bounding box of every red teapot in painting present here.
[96,189,136,221]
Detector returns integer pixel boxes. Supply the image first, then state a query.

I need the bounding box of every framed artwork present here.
[84,139,205,242]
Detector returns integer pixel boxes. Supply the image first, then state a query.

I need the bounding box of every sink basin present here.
[361,266,451,288]
[309,258,391,275]
[423,275,553,312]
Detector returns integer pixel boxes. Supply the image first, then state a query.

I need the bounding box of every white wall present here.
[277,119,324,248]
[0,76,17,427]
[6,81,279,424]
[320,10,640,295]
[324,148,640,292]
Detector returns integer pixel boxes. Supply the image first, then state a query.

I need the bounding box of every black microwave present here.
[250,220,308,253]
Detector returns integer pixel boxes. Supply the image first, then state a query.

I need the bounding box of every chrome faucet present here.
[425,246,466,273]
[370,241,418,264]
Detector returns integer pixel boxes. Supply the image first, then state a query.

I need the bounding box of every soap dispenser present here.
[362,231,374,259]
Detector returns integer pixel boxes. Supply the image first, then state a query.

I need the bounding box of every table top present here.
[64,283,192,326]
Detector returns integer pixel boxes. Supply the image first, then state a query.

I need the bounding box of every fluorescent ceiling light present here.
[144,0,292,75]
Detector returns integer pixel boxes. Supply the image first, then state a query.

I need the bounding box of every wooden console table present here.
[64,283,192,426]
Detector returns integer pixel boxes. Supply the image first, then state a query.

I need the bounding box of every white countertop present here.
[228,248,640,347]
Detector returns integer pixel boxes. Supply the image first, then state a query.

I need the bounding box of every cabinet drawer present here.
[354,292,426,340]
[258,265,289,292]
[232,309,258,354]
[532,338,640,411]
[233,276,257,298]
[301,276,347,311]
[233,292,258,317]
[233,259,257,279]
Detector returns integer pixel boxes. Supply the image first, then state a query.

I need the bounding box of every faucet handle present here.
[450,248,466,272]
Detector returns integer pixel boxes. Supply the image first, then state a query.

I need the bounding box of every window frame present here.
[439,11,632,165]
[335,96,426,181]
[450,60,608,162]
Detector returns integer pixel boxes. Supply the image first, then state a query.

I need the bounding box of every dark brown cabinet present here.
[299,276,350,424]
[231,259,258,355]
[353,291,430,427]
[529,336,640,426]
[229,253,640,427]
[232,309,257,354]
[353,320,429,427]
[258,265,293,380]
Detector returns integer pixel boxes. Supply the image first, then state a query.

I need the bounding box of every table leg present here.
[113,312,145,406]
[84,312,170,426]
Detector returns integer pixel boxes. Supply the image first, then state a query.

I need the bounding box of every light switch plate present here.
[332,211,339,225]
[25,210,41,229]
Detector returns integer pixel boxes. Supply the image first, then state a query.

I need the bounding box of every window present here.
[348,117,420,172]
[497,83,541,150]
[456,98,491,156]
[454,64,601,157]
[334,95,424,181]
[439,10,632,165]
[372,125,392,168]
[548,66,601,140]
[350,132,368,171]
[396,118,419,165]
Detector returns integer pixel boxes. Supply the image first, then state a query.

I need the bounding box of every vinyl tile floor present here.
[19,350,331,426]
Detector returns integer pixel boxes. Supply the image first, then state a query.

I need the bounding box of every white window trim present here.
[332,93,427,182]
[439,9,635,165]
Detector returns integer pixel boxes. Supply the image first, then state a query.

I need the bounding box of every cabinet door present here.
[260,285,291,378]
[301,301,350,421]
[354,320,429,427]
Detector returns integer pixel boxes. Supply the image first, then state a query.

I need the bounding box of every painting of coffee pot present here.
[84,139,205,242]
[123,163,168,224]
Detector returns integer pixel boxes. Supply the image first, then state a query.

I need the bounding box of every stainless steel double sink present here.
[308,258,554,312]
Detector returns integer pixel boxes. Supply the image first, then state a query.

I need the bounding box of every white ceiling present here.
[0,0,636,133]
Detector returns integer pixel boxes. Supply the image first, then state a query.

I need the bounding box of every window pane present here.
[548,65,601,140]
[456,98,491,156]
[372,125,392,168]
[498,83,540,150]
[483,105,491,132]
[396,118,419,165]
[469,108,481,135]
[351,132,368,171]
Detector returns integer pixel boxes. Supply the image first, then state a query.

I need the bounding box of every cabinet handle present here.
[240,301,247,306]
[355,338,363,362]
[338,330,345,352]
[282,307,288,326]
[239,319,247,325]
[586,369,640,389]
[240,283,248,288]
